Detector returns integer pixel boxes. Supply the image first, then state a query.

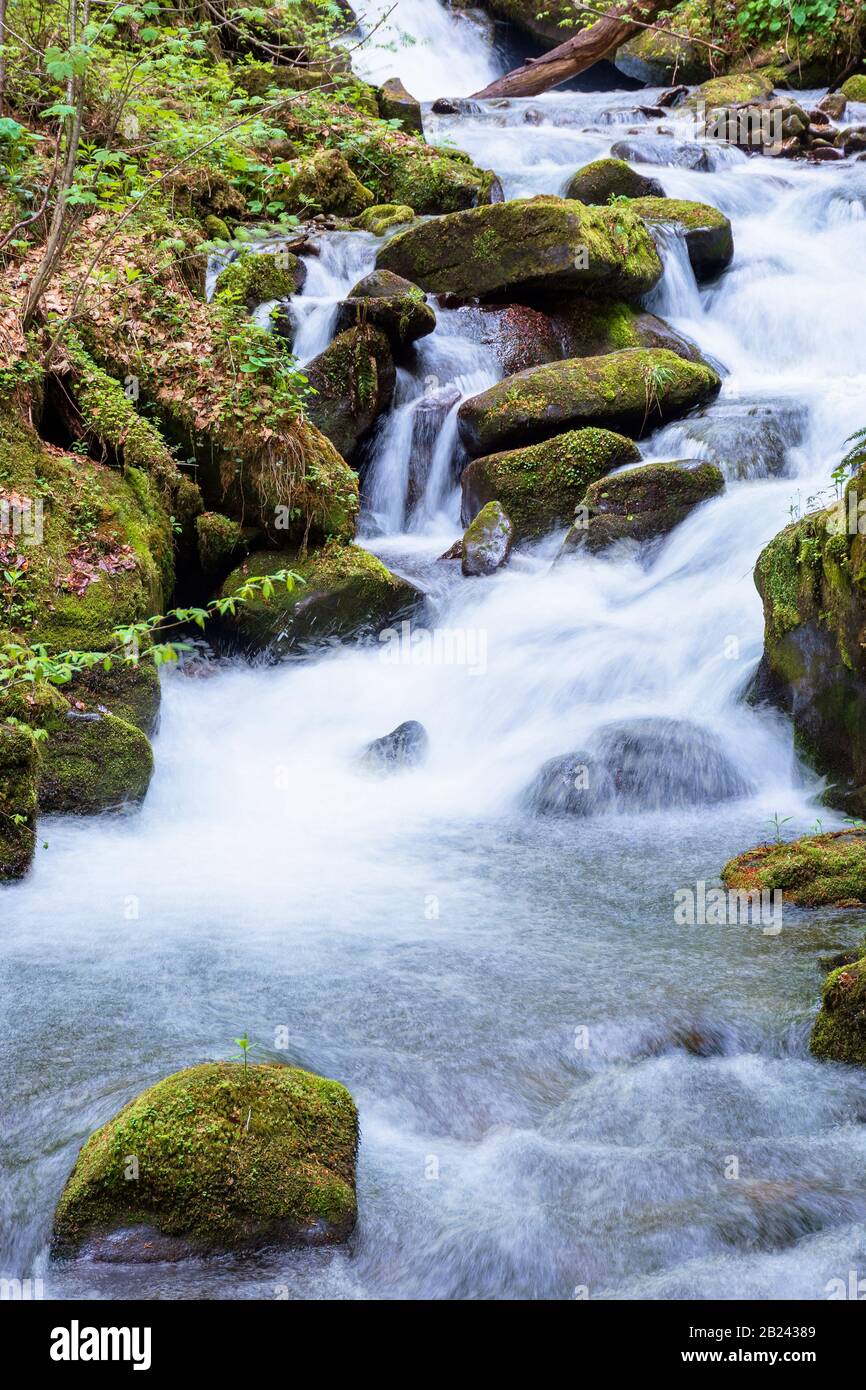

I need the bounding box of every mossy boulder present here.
[461,428,640,540]
[279,150,375,218]
[564,158,664,205]
[352,204,415,236]
[722,830,866,910]
[563,459,725,554]
[39,710,154,815]
[214,250,305,311]
[376,196,663,303]
[751,489,866,816]
[52,1062,358,1260]
[377,77,424,135]
[688,72,775,110]
[70,662,162,738]
[306,325,395,462]
[457,349,721,457]
[335,270,435,352]
[629,197,734,281]
[841,76,866,103]
[550,299,701,363]
[196,511,245,580]
[222,543,420,653]
[0,723,40,880]
[811,955,866,1067]
[615,26,713,86]
[461,501,514,576]
[163,166,246,226]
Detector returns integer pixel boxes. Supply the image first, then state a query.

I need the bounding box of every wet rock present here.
[615,29,713,87]
[352,203,416,236]
[306,325,395,462]
[362,720,429,771]
[461,428,640,541]
[335,269,436,352]
[841,76,866,104]
[610,135,712,172]
[450,303,562,375]
[221,544,420,655]
[377,77,424,135]
[841,127,866,156]
[278,150,375,218]
[723,830,866,910]
[653,397,806,481]
[562,459,725,554]
[628,196,734,281]
[551,300,702,363]
[404,382,462,513]
[812,952,866,1066]
[0,723,39,881]
[658,85,689,109]
[39,711,154,815]
[564,157,664,204]
[462,501,514,576]
[52,1062,358,1259]
[816,92,847,120]
[526,717,751,815]
[377,197,662,302]
[457,349,721,457]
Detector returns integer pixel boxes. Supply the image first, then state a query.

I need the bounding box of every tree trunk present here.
[471,0,671,100]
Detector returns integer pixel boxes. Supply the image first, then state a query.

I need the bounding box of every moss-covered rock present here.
[722,830,866,910]
[461,500,514,576]
[306,325,395,462]
[335,270,435,352]
[376,196,663,302]
[615,25,713,86]
[196,511,245,579]
[811,954,866,1067]
[564,158,664,205]
[70,662,162,738]
[377,77,424,134]
[352,204,415,236]
[629,197,734,281]
[457,349,721,457]
[0,722,39,880]
[841,76,866,103]
[222,543,420,653]
[752,486,866,816]
[688,72,775,110]
[52,1061,358,1259]
[214,249,305,311]
[550,300,702,363]
[278,149,375,218]
[39,710,154,815]
[461,428,640,540]
[563,459,725,553]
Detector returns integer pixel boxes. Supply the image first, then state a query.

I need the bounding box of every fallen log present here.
[471,0,672,100]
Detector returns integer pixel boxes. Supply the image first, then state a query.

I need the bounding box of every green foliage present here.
[735,0,839,42]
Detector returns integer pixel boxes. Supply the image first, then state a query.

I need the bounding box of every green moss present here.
[461,428,640,540]
[689,72,774,109]
[196,511,244,578]
[628,197,729,234]
[564,158,662,205]
[214,250,303,312]
[278,150,375,218]
[841,76,866,103]
[222,542,418,653]
[377,196,663,302]
[52,1062,358,1257]
[0,722,39,880]
[352,204,415,235]
[568,459,725,552]
[306,325,394,462]
[457,349,721,457]
[39,711,154,815]
[811,956,866,1066]
[722,830,866,908]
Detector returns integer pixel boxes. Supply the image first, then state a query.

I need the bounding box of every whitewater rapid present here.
[5,1,866,1301]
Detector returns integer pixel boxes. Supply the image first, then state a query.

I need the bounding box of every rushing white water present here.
[344,0,500,100]
[6,10,866,1300]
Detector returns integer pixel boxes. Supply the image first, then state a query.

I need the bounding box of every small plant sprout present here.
[767,813,793,845]
[232,1033,262,1075]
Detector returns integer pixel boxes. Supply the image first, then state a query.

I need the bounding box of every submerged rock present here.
[629,197,734,280]
[610,136,712,172]
[811,953,866,1067]
[376,197,662,302]
[461,428,640,541]
[527,718,750,816]
[221,544,420,654]
[306,325,395,462]
[722,830,866,909]
[654,397,806,481]
[335,269,435,352]
[564,157,664,204]
[362,719,429,772]
[457,349,721,457]
[563,460,725,553]
[461,501,514,576]
[52,1062,358,1260]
